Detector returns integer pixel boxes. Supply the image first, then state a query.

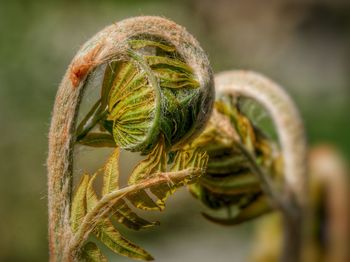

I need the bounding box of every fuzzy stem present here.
[214,70,307,262]
[47,16,213,262]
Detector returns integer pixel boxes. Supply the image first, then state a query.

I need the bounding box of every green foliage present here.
[70,145,207,261]
[187,95,278,225]
[70,174,90,233]
[81,242,107,262]
[76,38,206,154]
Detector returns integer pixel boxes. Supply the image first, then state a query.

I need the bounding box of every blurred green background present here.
[0,0,349,261]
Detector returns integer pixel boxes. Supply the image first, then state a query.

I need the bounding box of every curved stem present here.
[47,16,212,262]
[215,70,307,262]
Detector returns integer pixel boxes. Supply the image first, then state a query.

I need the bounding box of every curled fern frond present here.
[187,81,284,225]
[75,23,214,154]
[186,71,307,262]
[47,16,213,261]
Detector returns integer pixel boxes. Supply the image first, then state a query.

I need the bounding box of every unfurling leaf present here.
[86,173,153,261]
[71,174,90,232]
[81,242,107,262]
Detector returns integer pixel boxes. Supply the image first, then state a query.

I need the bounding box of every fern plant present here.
[48,16,308,262]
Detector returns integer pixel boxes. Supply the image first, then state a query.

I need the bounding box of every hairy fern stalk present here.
[48,16,307,262]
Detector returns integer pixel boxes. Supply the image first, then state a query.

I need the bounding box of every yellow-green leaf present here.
[149,149,208,208]
[81,242,107,262]
[70,174,90,233]
[78,133,116,148]
[102,148,120,195]
[127,191,162,211]
[153,68,199,89]
[86,173,153,261]
[113,199,159,230]
[145,56,193,74]
[170,148,208,173]
[94,219,154,261]
[127,139,167,210]
[86,173,99,211]
[128,140,166,185]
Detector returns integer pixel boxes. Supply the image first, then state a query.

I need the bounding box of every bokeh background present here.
[0,0,349,261]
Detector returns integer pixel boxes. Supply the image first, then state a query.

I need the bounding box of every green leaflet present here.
[170,148,209,173]
[128,139,166,185]
[78,133,116,148]
[70,174,89,233]
[127,139,166,211]
[127,191,162,211]
[101,149,159,228]
[149,148,208,208]
[102,148,120,195]
[86,173,153,261]
[202,194,271,226]
[113,199,159,230]
[153,68,200,89]
[94,219,154,261]
[81,242,107,262]
[145,56,193,74]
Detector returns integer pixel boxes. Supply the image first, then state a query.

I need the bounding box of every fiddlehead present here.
[47,16,213,261]
[187,70,307,262]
